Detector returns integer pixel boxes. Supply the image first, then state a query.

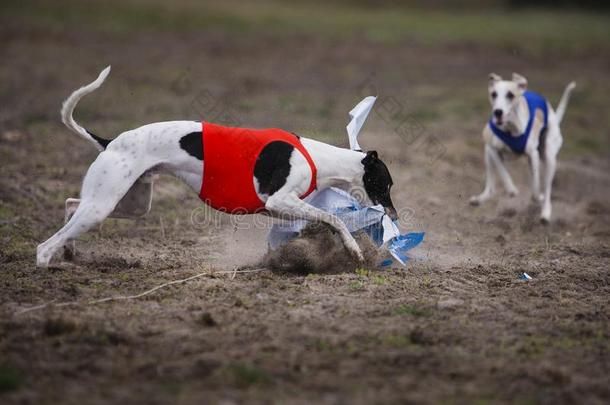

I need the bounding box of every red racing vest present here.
[199,122,317,214]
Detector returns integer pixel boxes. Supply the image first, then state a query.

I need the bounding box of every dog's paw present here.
[540,205,551,224]
[469,196,481,206]
[508,189,519,198]
[540,211,551,225]
[531,194,544,204]
[36,254,51,268]
[36,244,54,268]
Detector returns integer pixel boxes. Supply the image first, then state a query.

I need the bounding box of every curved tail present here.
[555,81,576,125]
[61,66,112,151]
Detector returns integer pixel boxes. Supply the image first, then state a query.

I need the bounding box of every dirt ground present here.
[1,1,609,404]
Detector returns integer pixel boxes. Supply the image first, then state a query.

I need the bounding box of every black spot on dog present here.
[254,141,294,196]
[179,131,203,161]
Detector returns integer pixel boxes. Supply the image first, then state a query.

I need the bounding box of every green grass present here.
[312,338,333,352]
[382,334,414,348]
[393,304,432,317]
[3,0,610,54]
[0,364,24,393]
[563,133,607,157]
[226,363,272,387]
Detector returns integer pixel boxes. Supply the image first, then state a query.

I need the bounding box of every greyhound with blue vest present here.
[36,67,397,267]
[469,72,576,223]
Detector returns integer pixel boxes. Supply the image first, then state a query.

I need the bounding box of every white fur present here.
[37,68,370,267]
[470,72,576,223]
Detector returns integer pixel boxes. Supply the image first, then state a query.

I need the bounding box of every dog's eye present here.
[507,92,514,100]
[491,91,497,99]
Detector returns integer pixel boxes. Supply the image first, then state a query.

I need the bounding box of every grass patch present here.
[562,132,608,157]
[516,334,605,358]
[393,304,432,317]
[226,364,272,388]
[0,364,24,393]
[353,268,389,286]
[159,381,182,396]
[419,276,433,289]
[355,268,371,277]
[0,233,35,262]
[382,334,413,348]
[2,0,610,54]
[312,338,333,352]
[372,275,388,285]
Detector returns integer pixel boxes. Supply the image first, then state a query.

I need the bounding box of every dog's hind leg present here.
[37,151,152,267]
[63,198,81,260]
[540,127,562,223]
[540,153,557,223]
[62,173,156,260]
[265,192,364,263]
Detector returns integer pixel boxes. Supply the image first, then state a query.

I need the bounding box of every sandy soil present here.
[1,15,609,405]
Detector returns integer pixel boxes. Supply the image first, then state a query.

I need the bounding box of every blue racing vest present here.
[489,91,548,154]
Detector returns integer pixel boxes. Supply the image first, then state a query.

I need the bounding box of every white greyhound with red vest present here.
[36,67,398,267]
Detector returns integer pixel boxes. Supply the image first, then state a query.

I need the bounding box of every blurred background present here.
[1,0,609,148]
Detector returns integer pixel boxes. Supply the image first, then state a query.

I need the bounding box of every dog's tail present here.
[555,81,576,125]
[61,66,112,151]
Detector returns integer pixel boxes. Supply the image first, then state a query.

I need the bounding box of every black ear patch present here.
[362,150,379,165]
[362,151,394,207]
[179,131,203,160]
[254,141,294,196]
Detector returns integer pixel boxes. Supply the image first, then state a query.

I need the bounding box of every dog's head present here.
[360,150,398,220]
[488,72,528,127]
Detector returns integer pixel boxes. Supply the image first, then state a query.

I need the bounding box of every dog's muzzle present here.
[385,206,398,221]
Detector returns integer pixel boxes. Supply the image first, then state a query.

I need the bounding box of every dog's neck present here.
[300,138,365,190]
[504,96,529,136]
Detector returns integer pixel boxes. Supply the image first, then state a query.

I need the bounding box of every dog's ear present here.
[362,150,378,165]
[512,72,528,91]
[489,73,502,86]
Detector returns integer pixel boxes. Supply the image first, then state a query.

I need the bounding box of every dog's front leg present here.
[527,151,543,203]
[470,144,497,205]
[487,146,519,197]
[266,192,364,263]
